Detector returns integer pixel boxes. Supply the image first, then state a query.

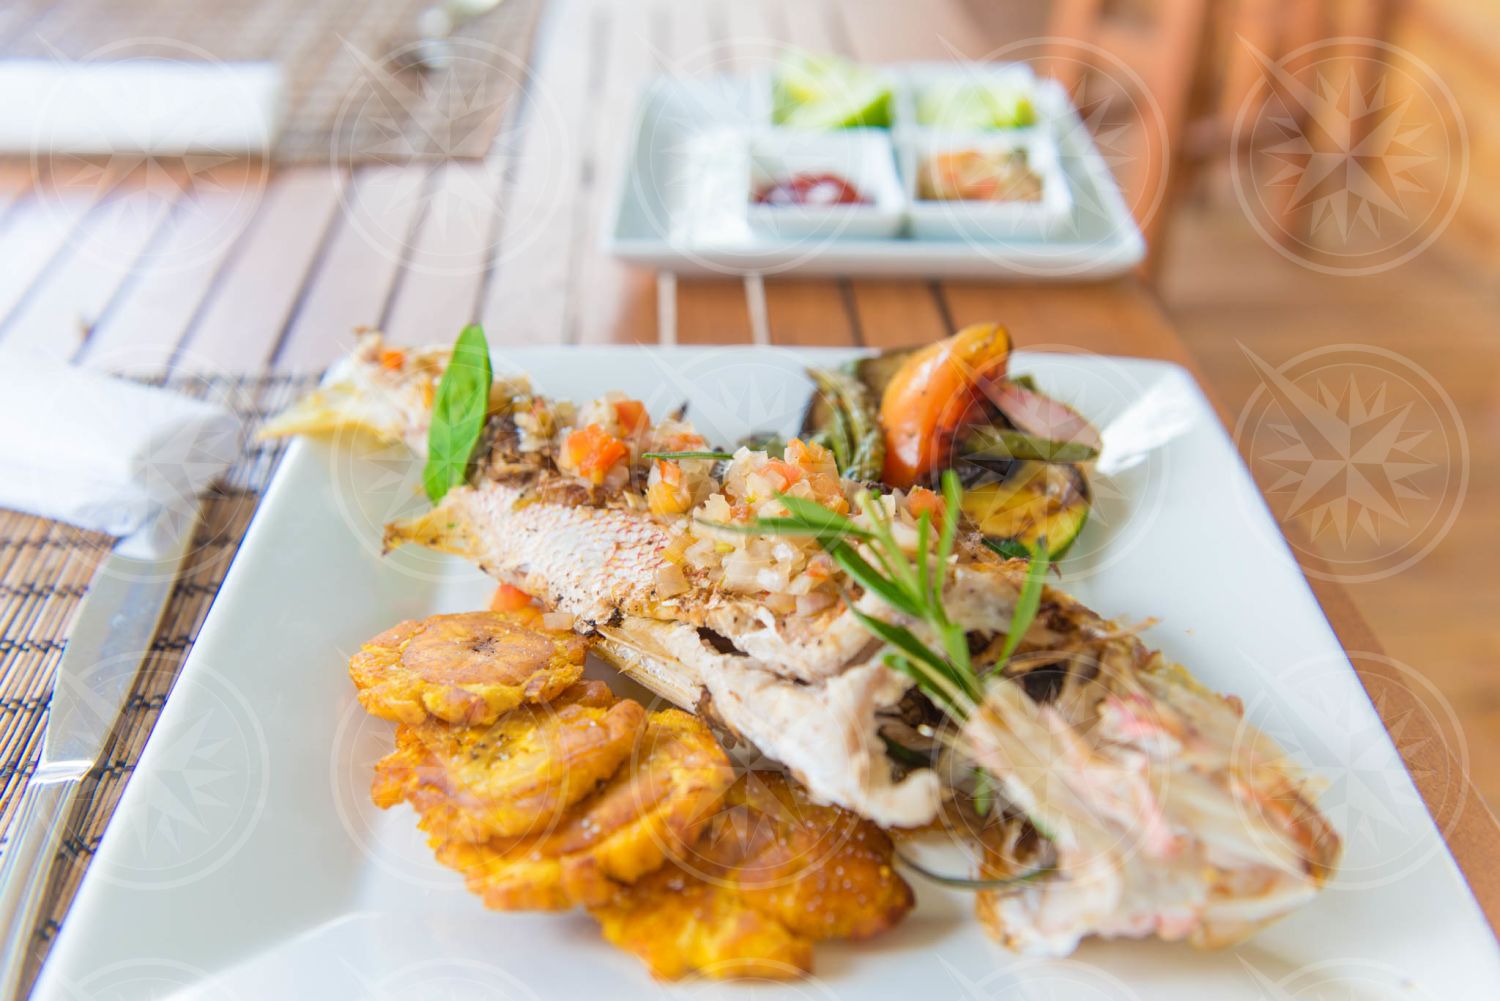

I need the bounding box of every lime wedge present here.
[772,51,893,129]
[986,88,1036,128]
[777,80,892,129]
[917,78,1036,129]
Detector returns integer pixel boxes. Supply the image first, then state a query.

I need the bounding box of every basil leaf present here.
[423,324,493,503]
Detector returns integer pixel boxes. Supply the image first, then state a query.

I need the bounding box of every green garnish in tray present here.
[772,51,893,129]
[916,76,1036,129]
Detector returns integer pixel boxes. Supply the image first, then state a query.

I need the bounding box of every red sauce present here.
[754,172,870,207]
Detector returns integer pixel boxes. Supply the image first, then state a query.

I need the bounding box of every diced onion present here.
[542,612,575,631]
[655,562,690,598]
[796,591,836,616]
[764,592,796,615]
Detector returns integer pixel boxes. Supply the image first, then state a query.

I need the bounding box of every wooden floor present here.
[1158,192,1500,812]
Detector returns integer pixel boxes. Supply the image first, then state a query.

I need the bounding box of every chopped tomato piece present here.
[378,347,407,370]
[647,459,691,515]
[656,458,684,486]
[785,438,832,469]
[490,583,538,612]
[612,399,649,437]
[880,324,1012,488]
[762,458,806,490]
[906,487,946,523]
[661,432,707,452]
[563,424,629,484]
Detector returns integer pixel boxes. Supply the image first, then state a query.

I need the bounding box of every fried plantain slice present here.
[372,680,648,842]
[432,707,734,911]
[703,771,914,942]
[349,611,587,725]
[590,866,813,980]
[587,771,914,979]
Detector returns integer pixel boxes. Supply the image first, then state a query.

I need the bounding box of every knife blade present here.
[0,500,201,999]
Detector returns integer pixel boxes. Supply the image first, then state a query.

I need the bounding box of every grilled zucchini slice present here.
[959,461,1090,559]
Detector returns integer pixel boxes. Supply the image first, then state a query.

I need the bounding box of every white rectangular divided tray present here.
[605,64,1147,278]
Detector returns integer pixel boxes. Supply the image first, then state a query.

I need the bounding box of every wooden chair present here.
[1037,0,1399,273]
[1040,0,1212,280]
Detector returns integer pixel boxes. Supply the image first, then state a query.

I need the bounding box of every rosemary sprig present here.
[708,472,1057,894]
[641,450,735,461]
[715,469,1051,721]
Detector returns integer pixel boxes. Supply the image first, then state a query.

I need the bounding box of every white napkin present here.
[0,354,241,556]
[0,59,283,155]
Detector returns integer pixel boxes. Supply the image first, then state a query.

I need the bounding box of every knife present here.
[0,501,201,999]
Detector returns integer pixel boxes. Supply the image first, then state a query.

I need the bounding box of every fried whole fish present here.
[265,334,1339,956]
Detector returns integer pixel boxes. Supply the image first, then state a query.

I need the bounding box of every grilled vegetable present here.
[957,425,1100,464]
[802,325,1097,559]
[961,461,1090,559]
[989,380,1102,456]
[848,346,921,401]
[799,368,884,481]
[877,323,1013,489]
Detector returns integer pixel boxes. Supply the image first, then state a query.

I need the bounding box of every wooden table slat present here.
[0,175,102,330]
[572,0,666,344]
[274,166,432,371]
[661,0,753,346]
[829,0,989,62]
[479,0,598,347]
[0,165,185,363]
[173,167,346,373]
[381,160,507,347]
[76,163,269,375]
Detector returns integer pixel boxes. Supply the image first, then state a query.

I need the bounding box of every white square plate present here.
[38,348,1500,1000]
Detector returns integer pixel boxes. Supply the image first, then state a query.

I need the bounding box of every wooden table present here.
[0,0,1493,933]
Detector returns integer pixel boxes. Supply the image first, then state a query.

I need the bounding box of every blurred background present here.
[0,0,1493,813]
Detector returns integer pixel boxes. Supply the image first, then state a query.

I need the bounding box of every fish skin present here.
[388,484,692,627]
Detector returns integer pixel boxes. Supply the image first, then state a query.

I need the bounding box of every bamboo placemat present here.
[0,372,320,996]
[3,0,546,162]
